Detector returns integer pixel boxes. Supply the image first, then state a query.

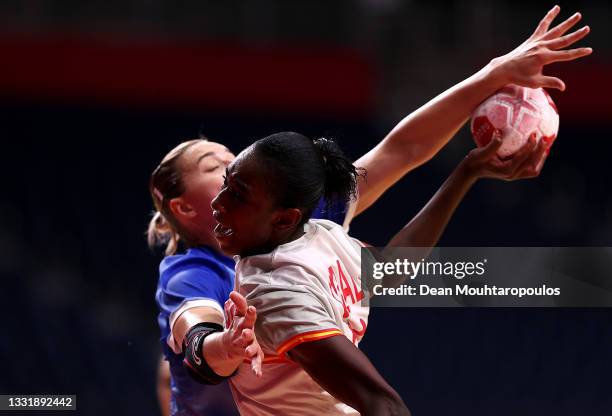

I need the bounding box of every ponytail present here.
[147,211,180,256]
[312,137,363,205]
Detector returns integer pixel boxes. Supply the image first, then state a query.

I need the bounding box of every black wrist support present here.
[182,322,229,385]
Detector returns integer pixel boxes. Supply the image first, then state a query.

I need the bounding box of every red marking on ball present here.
[470,85,560,158]
[472,116,495,147]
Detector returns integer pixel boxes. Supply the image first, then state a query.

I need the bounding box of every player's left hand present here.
[489,5,592,91]
[223,291,264,377]
[462,130,548,181]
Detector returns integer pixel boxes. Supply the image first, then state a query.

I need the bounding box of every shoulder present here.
[238,263,314,293]
[307,219,363,252]
[269,263,318,287]
[161,247,233,279]
[160,247,234,296]
[309,218,343,231]
[236,260,326,310]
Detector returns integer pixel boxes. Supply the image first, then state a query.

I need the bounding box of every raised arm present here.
[288,335,411,416]
[352,5,591,217]
[362,132,547,290]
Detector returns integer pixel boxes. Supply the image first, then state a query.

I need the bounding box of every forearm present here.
[156,357,171,416]
[387,159,477,248]
[385,63,505,166]
[355,7,592,219]
[354,63,505,216]
[202,331,243,377]
[289,336,411,416]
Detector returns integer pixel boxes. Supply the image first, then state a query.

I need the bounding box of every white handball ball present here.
[470,84,559,159]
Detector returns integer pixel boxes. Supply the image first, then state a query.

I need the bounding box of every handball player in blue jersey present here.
[147,6,591,414]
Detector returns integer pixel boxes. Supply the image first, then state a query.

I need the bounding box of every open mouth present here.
[214,222,233,238]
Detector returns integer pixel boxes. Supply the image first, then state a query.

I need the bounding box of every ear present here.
[169,197,197,220]
[272,208,303,232]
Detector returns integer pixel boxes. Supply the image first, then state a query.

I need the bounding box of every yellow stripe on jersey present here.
[276,328,344,356]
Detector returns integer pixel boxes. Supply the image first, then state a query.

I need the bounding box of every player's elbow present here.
[409,142,438,169]
[361,390,411,416]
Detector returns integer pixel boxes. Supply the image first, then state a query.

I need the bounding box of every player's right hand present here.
[489,5,592,91]
[223,291,264,377]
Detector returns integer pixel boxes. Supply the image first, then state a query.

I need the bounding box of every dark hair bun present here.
[313,137,362,205]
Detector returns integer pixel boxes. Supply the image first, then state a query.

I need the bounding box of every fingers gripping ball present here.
[471,85,559,159]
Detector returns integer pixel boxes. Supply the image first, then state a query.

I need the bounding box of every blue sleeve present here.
[159,259,233,317]
[311,197,348,225]
[156,253,235,356]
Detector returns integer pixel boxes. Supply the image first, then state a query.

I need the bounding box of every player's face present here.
[210,148,282,257]
[178,141,235,246]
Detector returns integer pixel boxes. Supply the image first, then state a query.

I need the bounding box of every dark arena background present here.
[1,1,611,415]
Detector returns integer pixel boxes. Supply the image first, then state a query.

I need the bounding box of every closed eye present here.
[206,165,221,172]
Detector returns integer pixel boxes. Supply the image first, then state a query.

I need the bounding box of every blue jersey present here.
[155,198,350,416]
[156,247,236,415]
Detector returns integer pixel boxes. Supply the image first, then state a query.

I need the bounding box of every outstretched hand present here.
[490,5,592,91]
[224,291,264,376]
[223,291,264,377]
[463,130,548,181]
